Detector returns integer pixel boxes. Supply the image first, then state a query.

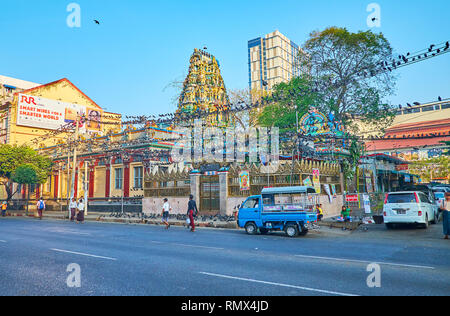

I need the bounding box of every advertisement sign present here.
[239,171,250,191]
[345,194,359,202]
[303,176,313,187]
[17,94,102,133]
[330,184,337,197]
[312,169,321,194]
[363,194,371,214]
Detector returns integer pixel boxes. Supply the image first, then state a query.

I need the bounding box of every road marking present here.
[51,248,117,261]
[294,254,435,270]
[0,240,6,243]
[199,272,358,297]
[150,241,224,251]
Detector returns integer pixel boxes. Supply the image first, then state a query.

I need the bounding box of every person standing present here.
[442,193,450,240]
[69,198,77,222]
[187,194,198,232]
[161,198,171,229]
[36,197,45,220]
[316,204,324,221]
[1,201,7,217]
[76,198,85,224]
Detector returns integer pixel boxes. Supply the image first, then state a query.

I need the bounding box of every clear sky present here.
[1,0,449,116]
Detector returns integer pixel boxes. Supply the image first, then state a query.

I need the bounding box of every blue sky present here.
[1,0,449,116]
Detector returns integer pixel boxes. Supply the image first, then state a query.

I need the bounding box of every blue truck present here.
[237,186,319,237]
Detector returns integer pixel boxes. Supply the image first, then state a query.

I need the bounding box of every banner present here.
[17,94,102,133]
[303,176,313,187]
[363,194,371,214]
[323,184,332,203]
[312,169,321,194]
[239,171,250,191]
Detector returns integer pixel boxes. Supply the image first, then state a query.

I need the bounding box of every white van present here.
[383,191,439,229]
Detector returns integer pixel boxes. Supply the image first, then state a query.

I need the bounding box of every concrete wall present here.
[143,197,189,215]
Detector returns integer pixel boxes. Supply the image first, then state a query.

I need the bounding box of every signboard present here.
[345,194,359,202]
[312,169,321,194]
[17,94,102,133]
[239,171,250,191]
[363,194,371,214]
[303,176,313,187]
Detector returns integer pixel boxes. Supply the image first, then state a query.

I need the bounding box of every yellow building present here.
[1,77,121,148]
[0,76,122,203]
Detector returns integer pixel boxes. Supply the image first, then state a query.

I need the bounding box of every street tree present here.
[0,145,53,201]
[298,27,397,133]
[11,164,40,215]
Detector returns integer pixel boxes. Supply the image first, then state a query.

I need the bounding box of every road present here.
[0,218,449,296]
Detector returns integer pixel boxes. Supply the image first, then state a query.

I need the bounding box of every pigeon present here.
[94,20,100,25]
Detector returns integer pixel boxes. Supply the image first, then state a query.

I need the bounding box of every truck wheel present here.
[298,226,308,236]
[285,224,299,238]
[245,222,258,235]
[259,228,269,235]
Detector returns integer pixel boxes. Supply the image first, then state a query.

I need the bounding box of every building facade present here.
[248,30,304,92]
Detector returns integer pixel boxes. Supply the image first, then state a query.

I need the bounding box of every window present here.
[115,168,123,190]
[422,106,434,112]
[243,198,260,209]
[134,166,143,189]
[387,193,417,204]
[442,103,450,109]
[419,193,430,204]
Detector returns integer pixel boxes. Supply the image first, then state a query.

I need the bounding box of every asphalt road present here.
[0,218,449,296]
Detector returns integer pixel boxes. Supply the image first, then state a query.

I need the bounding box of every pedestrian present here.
[1,201,7,217]
[187,194,198,232]
[161,198,171,229]
[341,205,351,222]
[69,197,77,222]
[76,198,85,224]
[316,204,324,222]
[442,193,450,240]
[36,197,45,220]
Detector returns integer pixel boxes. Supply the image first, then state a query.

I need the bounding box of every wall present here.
[143,197,189,215]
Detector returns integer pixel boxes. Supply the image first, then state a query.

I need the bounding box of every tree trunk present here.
[26,184,30,216]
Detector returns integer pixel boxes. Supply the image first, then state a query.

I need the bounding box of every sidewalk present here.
[2,211,360,233]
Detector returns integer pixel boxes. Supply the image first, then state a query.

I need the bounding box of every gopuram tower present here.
[177,49,230,126]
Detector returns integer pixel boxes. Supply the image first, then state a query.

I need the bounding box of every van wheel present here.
[245,222,258,235]
[259,228,269,235]
[431,213,438,225]
[285,224,299,238]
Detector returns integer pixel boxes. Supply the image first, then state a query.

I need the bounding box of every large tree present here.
[0,145,53,201]
[299,27,396,132]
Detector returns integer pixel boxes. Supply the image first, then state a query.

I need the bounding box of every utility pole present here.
[70,114,80,203]
[84,160,89,216]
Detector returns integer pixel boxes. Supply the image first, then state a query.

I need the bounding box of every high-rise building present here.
[248,30,303,92]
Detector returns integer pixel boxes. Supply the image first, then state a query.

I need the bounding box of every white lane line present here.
[200,272,358,297]
[51,248,117,261]
[0,240,6,243]
[294,254,435,270]
[150,241,224,251]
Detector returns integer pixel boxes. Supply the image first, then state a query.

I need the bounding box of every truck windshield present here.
[387,193,417,204]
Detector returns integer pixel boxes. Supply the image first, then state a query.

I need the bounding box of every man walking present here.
[162,198,171,229]
[1,201,7,217]
[36,197,45,220]
[187,194,198,232]
[69,197,77,222]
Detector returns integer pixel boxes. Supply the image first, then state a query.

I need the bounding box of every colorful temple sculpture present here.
[177,49,230,126]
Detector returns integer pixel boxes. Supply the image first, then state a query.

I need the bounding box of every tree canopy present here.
[0,145,52,200]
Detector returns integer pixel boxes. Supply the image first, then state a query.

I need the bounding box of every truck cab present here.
[238,186,319,237]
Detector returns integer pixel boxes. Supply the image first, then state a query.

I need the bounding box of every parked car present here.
[383,191,439,229]
[238,186,318,237]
